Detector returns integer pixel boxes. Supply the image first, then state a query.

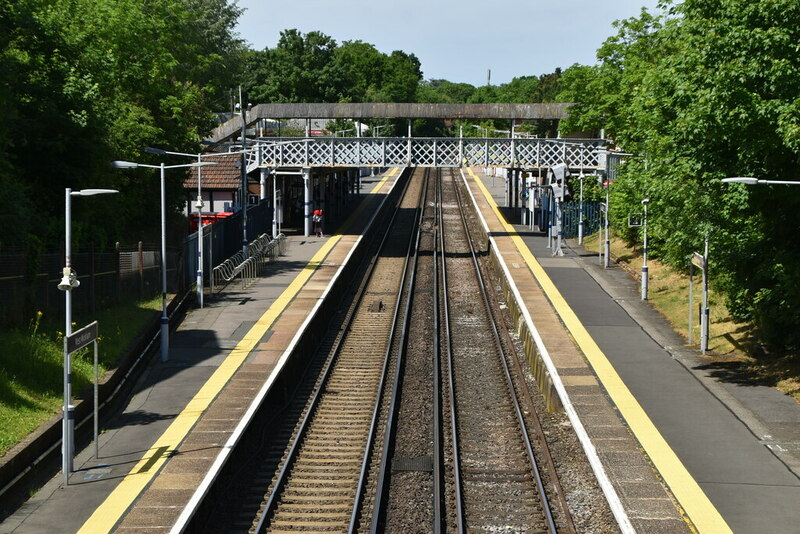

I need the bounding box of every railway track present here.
[437,166,557,532]
[202,167,578,533]
[375,168,574,533]
[251,168,426,533]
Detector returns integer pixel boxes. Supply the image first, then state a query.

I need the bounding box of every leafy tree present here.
[418,79,476,103]
[333,40,386,102]
[246,30,346,103]
[558,0,800,349]
[0,0,245,251]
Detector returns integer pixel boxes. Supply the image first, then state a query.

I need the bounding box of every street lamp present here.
[641,198,650,300]
[111,159,216,363]
[721,177,800,186]
[60,188,118,485]
[145,147,246,309]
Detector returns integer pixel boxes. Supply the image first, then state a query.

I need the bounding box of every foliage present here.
[0,0,245,252]
[0,298,162,456]
[557,0,800,350]
[245,30,422,104]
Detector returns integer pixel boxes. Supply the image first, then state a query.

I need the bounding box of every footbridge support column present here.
[303,167,311,237]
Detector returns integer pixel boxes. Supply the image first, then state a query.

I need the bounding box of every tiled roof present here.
[184,153,243,190]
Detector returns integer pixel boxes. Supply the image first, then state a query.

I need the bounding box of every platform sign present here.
[691,252,706,271]
[66,321,98,354]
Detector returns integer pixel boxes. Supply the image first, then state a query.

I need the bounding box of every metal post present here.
[578,174,584,245]
[240,87,248,258]
[641,200,649,300]
[604,183,610,268]
[700,237,710,354]
[688,261,694,345]
[93,339,99,459]
[303,168,311,237]
[272,171,278,239]
[196,156,204,308]
[159,163,169,362]
[63,189,74,484]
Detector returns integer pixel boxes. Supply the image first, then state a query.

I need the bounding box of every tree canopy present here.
[0,0,245,251]
[558,0,800,349]
[244,30,422,104]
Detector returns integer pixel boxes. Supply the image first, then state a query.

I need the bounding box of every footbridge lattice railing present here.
[245,137,606,171]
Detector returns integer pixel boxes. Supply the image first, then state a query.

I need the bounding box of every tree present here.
[246,30,347,103]
[0,0,246,250]
[558,0,800,349]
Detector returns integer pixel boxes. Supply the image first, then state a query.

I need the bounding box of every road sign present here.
[691,252,706,270]
[67,321,98,354]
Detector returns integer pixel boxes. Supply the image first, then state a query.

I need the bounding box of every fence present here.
[0,243,181,327]
[1,200,276,327]
[533,196,602,239]
[561,201,602,238]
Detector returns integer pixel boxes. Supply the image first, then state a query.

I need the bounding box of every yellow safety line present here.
[78,170,396,533]
[466,167,731,534]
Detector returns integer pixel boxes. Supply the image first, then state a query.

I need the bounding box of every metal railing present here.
[247,137,606,170]
[210,233,286,291]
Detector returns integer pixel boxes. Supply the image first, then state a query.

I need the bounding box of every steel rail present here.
[253,170,413,533]
[438,168,467,533]
[449,169,560,532]
[367,167,432,532]
[431,169,444,533]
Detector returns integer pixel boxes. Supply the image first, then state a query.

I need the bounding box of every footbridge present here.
[208,103,607,172]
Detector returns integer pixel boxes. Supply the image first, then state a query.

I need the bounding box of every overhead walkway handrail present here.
[210,233,286,292]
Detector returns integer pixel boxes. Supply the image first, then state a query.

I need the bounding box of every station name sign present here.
[66,321,98,354]
[691,252,706,271]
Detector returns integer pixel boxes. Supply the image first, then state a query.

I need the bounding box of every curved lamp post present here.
[60,188,118,485]
[111,159,216,363]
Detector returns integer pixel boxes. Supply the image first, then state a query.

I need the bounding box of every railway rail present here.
[438,168,570,532]
[251,168,425,532]
[197,167,583,532]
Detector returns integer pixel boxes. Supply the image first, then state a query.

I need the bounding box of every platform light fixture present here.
[111,159,216,363]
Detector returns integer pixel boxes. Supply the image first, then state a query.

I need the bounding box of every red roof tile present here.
[184,153,243,190]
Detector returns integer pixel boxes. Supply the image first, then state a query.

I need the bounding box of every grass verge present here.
[580,232,800,404]
[0,297,162,457]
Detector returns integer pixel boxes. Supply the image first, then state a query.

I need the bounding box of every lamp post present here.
[145,147,245,308]
[641,198,650,300]
[721,177,800,186]
[111,160,215,362]
[59,188,118,484]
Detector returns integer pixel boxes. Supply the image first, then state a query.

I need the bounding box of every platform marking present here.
[467,167,731,534]
[77,170,396,534]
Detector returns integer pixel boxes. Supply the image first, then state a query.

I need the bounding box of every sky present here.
[234,0,663,87]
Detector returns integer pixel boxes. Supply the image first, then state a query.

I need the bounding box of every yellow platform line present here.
[78,170,395,533]
[467,167,731,534]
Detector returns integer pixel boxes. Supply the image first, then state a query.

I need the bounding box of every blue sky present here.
[235,0,663,87]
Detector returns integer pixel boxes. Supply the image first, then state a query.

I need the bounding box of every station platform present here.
[462,167,800,533]
[0,169,402,534]
[4,165,799,534]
